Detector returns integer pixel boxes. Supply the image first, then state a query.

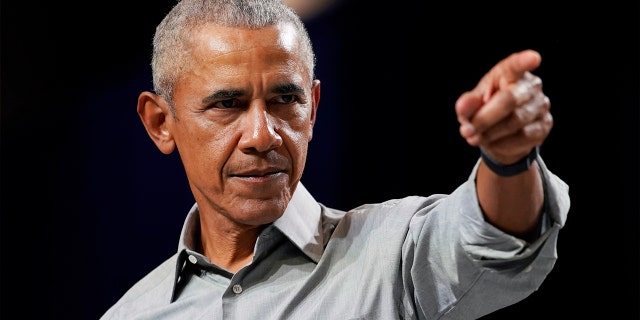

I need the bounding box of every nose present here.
[238,101,283,153]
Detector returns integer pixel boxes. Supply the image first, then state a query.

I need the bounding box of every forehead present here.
[188,22,304,68]
[173,22,310,102]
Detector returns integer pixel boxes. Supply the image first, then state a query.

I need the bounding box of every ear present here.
[137,91,176,155]
[309,79,321,139]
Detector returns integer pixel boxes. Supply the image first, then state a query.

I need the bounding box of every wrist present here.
[480,146,539,177]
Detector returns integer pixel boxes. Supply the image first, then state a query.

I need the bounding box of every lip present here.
[231,167,285,177]
[229,170,287,186]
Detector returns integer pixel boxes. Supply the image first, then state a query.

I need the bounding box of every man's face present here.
[167,22,319,227]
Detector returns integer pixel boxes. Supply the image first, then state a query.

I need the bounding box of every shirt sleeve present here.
[404,156,570,319]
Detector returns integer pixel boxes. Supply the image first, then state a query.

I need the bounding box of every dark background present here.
[2,1,638,319]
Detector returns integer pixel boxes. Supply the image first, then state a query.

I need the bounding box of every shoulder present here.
[324,195,448,233]
[100,252,180,319]
[350,195,447,218]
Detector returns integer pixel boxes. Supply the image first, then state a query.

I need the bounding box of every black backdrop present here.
[2,1,638,319]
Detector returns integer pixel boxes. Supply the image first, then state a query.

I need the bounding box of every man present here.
[100,0,570,319]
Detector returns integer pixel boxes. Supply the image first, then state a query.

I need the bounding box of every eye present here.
[212,99,240,109]
[273,94,299,104]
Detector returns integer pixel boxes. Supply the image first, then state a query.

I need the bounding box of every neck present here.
[198,213,263,274]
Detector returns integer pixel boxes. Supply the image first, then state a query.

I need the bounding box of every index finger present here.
[474,49,543,102]
[496,49,542,88]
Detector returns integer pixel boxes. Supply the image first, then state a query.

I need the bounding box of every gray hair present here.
[151,0,316,109]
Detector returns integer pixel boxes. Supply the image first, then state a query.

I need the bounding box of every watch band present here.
[480,146,539,177]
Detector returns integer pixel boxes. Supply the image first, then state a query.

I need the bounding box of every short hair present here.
[151,0,316,110]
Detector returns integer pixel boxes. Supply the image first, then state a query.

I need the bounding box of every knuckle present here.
[531,74,543,89]
[543,95,551,110]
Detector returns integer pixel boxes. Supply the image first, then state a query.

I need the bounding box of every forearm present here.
[476,159,544,241]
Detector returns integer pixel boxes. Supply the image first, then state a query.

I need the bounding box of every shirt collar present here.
[272,182,324,263]
[171,183,325,302]
[176,182,324,263]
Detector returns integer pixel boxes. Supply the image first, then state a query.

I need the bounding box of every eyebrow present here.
[201,89,244,105]
[272,83,305,95]
[201,83,306,105]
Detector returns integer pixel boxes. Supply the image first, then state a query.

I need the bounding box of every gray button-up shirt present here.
[101,158,570,319]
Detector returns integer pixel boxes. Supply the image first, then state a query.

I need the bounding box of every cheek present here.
[175,123,233,172]
[285,107,315,139]
[282,121,312,167]
[278,111,313,143]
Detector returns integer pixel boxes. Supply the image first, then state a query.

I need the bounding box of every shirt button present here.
[232,284,243,294]
[188,255,198,264]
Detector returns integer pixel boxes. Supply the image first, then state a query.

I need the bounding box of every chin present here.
[235,201,287,226]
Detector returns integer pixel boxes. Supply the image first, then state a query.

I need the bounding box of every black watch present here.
[480,146,539,177]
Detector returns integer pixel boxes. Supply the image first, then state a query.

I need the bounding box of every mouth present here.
[228,154,290,184]
[231,167,285,178]
[229,165,289,186]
